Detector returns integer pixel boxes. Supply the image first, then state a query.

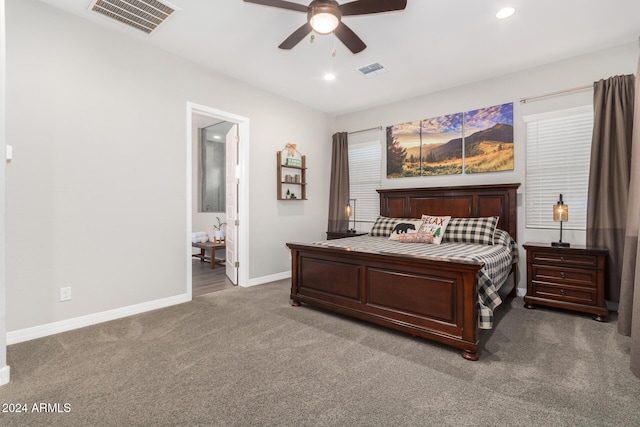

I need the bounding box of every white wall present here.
[0,0,10,385]
[5,0,334,334]
[336,42,638,292]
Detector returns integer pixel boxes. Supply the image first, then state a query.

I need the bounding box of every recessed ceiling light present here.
[213,135,221,140]
[496,7,515,19]
[324,73,336,81]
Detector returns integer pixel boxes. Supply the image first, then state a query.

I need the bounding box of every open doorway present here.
[186,103,249,299]
[191,118,234,296]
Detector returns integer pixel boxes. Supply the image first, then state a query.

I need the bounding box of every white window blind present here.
[348,140,382,224]
[524,106,593,230]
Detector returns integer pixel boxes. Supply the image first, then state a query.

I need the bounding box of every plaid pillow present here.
[369,216,415,237]
[443,216,499,245]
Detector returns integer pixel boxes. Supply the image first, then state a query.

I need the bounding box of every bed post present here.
[460,268,480,361]
[290,247,301,307]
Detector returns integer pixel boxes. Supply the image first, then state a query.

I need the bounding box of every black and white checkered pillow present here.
[443,216,499,245]
[370,216,415,237]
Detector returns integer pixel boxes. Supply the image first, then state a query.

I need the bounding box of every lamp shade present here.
[553,193,568,222]
[553,203,568,222]
[310,12,339,34]
[309,3,341,34]
[345,203,353,217]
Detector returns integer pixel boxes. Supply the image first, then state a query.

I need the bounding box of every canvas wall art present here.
[463,103,514,174]
[386,113,463,178]
[386,102,514,178]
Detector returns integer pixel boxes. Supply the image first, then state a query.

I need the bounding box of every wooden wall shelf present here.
[277,151,307,200]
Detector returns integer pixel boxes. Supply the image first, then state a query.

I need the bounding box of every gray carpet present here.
[1,279,639,426]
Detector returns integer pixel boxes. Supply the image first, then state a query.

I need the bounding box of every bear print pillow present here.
[387,220,425,241]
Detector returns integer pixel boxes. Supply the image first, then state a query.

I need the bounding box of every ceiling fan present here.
[243,0,407,54]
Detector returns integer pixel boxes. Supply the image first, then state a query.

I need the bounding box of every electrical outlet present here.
[60,287,72,302]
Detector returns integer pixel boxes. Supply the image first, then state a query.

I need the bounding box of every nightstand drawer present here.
[530,251,598,268]
[531,265,597,288]
[532,282,596,304]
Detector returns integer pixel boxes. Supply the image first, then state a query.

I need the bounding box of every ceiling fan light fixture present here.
[244,0,407,53]
[309,2,341,34]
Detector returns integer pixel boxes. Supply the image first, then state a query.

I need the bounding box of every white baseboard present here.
[245,271,291,287]
[7,293,190,345]
[0,366,10,386]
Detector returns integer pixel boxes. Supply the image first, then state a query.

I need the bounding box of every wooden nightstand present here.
[326,231,367,240]
[523,242,609,321]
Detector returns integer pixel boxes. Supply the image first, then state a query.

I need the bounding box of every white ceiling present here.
[40,0,640,116]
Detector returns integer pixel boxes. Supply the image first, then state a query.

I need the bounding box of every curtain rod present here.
[519,84,592,104]
[348,126,382,135]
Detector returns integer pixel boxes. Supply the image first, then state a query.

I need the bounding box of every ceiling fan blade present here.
[340,0,407,16]
[243,0,308,13]
[334,22,366,54]
[278,22,313,49]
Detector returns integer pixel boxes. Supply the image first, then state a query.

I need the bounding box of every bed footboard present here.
[287,243,484,360]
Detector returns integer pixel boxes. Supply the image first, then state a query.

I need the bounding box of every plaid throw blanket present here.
[313,229,518,329]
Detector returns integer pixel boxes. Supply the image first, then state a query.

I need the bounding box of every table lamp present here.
[346,199,356,233]
[552,194,570,247]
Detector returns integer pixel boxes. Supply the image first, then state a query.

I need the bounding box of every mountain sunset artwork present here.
[386,102,514,178]
[386,113,463,178]
[463,103,514,173]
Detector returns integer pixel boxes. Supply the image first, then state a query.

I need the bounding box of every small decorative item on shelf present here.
[285,157,302,167]
[286,189,291,199]
[213,216,227,243]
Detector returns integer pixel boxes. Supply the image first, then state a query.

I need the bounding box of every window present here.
[348,140,382,225]
[524,106,593,230]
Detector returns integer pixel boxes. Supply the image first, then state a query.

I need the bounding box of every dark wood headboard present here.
[377,183,521,240]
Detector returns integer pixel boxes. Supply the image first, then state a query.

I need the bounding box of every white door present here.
[225,124,239,284]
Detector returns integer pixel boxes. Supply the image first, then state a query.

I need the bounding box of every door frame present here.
[186,102,250,297]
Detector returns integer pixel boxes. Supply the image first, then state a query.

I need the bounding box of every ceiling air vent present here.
[89,0,179,35]
[357,62,388,78]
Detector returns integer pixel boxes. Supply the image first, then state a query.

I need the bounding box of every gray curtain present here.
[586,74,635,303]
[619,56,640,379]
[327,132,350,233]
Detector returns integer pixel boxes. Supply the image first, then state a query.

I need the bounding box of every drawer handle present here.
[560,272,566,278]
[560,256,565,262]
[560,289,566,295]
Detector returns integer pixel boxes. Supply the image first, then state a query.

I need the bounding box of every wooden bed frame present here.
[287,183,520,360]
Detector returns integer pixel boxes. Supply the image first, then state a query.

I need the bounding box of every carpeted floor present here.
[1,279,639,426]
